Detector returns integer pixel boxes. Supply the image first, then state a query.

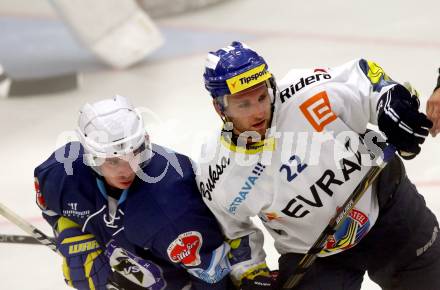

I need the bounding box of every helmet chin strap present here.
[215,100,236,138]
[266,77,277,105]
[213,97,230,124]
[220,114,229,124]
[220,108,231,124]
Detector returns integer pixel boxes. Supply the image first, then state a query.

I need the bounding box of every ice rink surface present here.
[0,0,439,289]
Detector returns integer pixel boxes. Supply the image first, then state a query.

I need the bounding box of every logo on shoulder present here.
[366,61,390,85]
[34,177,47,210]
[167,231,203,267]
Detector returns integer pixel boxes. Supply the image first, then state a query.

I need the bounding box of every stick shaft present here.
[0,203,124,289]
[0,234,45,245]
[0,202,57,252]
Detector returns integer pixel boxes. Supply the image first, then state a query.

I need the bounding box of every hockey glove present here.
[377,83,433,159]
[55,218,111,290]
[105,239,165,290]
[240,271,278,290]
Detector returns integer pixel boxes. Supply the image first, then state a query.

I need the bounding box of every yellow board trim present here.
[226,64,272,94]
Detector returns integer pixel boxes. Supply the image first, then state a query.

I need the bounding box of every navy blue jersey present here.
[34,142,231,290]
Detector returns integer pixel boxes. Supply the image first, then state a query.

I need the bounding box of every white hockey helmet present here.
[77,95,151,172]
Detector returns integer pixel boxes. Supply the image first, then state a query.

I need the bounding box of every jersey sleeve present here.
[194,137,271,286]
[327,58,398,132]
[301,59,397,134]
[203,200,269,286]
[34,151,66,228]
[33,142,86,228]
[125,149,231,288]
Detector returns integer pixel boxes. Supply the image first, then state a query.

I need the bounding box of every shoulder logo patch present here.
[34,177,47,210]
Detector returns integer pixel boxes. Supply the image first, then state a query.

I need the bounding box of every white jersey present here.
[195,58,397,281]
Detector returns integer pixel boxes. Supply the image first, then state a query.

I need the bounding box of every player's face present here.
[222,83,272,139]
[100,157,136,189]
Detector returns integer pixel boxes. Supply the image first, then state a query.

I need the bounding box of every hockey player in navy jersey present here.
[34,95,233,290]
[196,41,440,290]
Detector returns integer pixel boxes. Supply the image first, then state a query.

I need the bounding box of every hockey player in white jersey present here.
[427,67,440,136]
[196,41,440,290]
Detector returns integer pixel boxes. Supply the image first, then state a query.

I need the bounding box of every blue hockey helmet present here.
[203,41,273,99]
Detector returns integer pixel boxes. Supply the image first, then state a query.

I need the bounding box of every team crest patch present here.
[322,208,370,254]
[34,177,47,210]
[167,231,202,267]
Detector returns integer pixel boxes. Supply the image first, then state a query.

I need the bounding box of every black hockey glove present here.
[240,272,278,290]
[377,84,433,160]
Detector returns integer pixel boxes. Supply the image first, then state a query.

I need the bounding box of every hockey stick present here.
[8,73,79,97]
[0,66,79,98]
[0,233,47,245]
[0,203,127,289]
[0,203,144,290]
[282,145,396,289]
[0,202,57,252]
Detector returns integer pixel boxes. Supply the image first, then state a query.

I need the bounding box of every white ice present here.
[0,0,439,289]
